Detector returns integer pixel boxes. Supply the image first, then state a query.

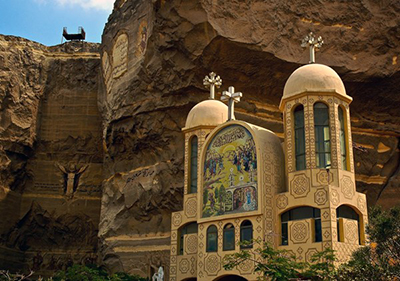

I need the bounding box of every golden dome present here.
[184,100,228,130]
[282,63,350,102]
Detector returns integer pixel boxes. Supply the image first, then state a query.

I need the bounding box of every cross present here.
[203,72,222,99]
[221,86,242,121]
[301,32,324,63]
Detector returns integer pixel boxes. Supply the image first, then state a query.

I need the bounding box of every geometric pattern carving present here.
[344,219,359,245]
[290,221,309,244]
[314,189,328,205]
[317,170,333,185]
[185,234,198,254]
[185,197,197,218]
[179,258,189,274]
[190,256,196,275]
[330,189,340,206]
[276,194,288,209]
[341,176,355,199]
[290,174,310,198]
[172,213,182,227]
[204,254,221,276]
[238,259,253,274]
[357,196,366,212]
[305,248,318,263]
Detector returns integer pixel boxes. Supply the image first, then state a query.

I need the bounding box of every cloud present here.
[34,0,114,11]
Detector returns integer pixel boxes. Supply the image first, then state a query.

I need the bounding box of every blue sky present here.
[0,0,114,46]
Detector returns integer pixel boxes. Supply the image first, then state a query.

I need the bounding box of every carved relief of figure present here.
[56,163,88,197]
[140,26,147,53]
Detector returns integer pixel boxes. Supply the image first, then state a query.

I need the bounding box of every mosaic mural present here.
[202,125,257,218]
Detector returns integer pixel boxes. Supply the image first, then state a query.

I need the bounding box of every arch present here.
[338,106,349,170]
[214,275,248,281]
[293,104,306,170]
[240,220,253,249]
[189,135,198,193]
[314,102,331,168]
[336,204,363,245]
[280,206,322,245]
[178,222,198,255]
[223,223,235,251]
[206,225,218,252]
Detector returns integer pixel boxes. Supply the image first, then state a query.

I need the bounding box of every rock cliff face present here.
[99,0,400,276]
[0,35,102,275]
[0,0,399,277]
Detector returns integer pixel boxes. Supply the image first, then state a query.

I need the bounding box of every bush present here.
[53,265,146,281]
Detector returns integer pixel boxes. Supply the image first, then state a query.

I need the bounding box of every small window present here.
[189,136,198,193]
[294,105,306,170]
[206,225,218,252]
[314,103,331,168]
[281,207,322,245]
[338,107,348,170]
[223,223,235,251]
[240,220,253,249]
[337,205,360,244]
[178,222,198,255]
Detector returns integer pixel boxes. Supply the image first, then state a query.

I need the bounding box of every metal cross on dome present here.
[301,32,324,64]
[203,72,222,100]
[221,86,242,121]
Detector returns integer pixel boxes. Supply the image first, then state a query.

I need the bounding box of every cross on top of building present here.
[301,32,324,64]
[221,86,242,121]
[203,72,222,99]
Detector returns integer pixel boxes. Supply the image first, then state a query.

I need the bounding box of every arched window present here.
[178,222,198,255]
[314,103,331,168]
[338,107,348,170]
[189,136,198,193]
[337,205,360,244]
[223,223,235,251]
[281,207,322,245]
[294,105,306,170]
[206,225,218,252]
[240,220,253,249]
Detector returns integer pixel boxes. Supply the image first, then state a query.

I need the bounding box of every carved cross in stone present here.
[301,32,324,63]
[221,86,242,121]
[203,72,222,99]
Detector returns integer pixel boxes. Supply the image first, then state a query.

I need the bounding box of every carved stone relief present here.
[276,194,288,209]
[204,254,221,276]
[112,33,128,79]
[341,176,355,199]
[185,197,197,218]
[290,174,310,198]
[185,234,198,255]
[314,189,328,205]
[290,221,310,244]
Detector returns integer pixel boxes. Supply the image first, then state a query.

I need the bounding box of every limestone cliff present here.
[0,35,102,274]
[99,0,400,275]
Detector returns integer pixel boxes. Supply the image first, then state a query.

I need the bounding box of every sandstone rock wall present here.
[0,35,102,275]
[99,0,400,276]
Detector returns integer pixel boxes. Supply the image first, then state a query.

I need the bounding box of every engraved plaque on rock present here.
[112,33,128,79]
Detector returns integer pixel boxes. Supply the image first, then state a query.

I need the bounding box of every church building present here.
[169,34,368,281]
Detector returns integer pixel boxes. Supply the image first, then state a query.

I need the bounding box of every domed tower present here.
[169,73,228,280]
[276,33,368,264]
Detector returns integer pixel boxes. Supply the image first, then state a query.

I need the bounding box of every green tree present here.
[337,205,400,280]
[223,239,336,281]
[53,265,146,281]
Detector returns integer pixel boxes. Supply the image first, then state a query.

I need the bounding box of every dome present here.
[185,100,228,129]
[282,63,349,100]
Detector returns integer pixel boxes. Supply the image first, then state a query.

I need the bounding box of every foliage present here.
[52,265,147,281]
[0,266,146,281]
[0,270,33,281]
[336,205,400,280]
[223,239,336,280]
